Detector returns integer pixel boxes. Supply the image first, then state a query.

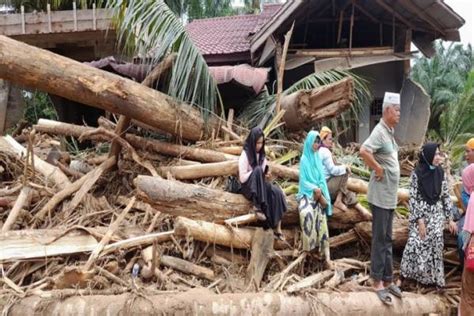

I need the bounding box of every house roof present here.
[186,4,282,59]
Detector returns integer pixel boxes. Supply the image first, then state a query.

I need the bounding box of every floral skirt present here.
[297,195,329,254]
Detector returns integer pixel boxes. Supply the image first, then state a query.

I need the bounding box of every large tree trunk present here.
[281,78,354,131]
[0,35,218,141]
[3,291,450,315]
[135,175,370,229]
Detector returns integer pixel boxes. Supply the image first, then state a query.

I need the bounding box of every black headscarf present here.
[243,127,265,168]
[415,143,444,205]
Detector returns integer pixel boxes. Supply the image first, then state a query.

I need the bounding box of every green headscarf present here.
[297,131,332,216]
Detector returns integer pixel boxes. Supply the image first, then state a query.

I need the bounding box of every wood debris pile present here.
[0,115,463,315]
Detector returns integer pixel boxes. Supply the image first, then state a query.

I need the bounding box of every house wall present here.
[352,61,405,143]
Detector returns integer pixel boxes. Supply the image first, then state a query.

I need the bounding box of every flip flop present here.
[376,288,393,306]
[387,284,403,299]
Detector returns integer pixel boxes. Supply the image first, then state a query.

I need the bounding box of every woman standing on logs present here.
[238,127,287,239]
[297,131,333,268]
[319,126,372,219]
[400,143,457,290]
[460,163,474,315]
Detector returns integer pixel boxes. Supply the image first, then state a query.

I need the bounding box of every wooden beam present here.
[353,3,380,24]
[397,0,445,36]
[373,0,415,30]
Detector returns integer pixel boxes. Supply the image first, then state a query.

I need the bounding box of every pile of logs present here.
[0,117,462,315]
[0,35,462,315]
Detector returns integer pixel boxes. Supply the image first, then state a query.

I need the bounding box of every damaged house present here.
[186,0,465,145]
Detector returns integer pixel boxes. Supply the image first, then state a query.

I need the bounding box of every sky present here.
[446,0,473,45]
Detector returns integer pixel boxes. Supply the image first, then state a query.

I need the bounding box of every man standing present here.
[359,92,402,305]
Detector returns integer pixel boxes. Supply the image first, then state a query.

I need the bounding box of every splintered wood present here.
[0,118,461,316]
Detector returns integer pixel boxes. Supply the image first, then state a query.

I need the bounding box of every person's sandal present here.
[376,288,393,306]
[387,284,403,299]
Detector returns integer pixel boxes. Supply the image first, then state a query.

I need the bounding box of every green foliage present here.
[411,41,473,134]
[103,0,219,120]
[165,0,233,20]
[439,70,474,166]
[23,91,58,124]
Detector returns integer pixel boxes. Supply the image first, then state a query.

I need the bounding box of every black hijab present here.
[243,127,265,168]
[415,143,444,205]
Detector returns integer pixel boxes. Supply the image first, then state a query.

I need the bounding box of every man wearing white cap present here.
[360,92,401,305]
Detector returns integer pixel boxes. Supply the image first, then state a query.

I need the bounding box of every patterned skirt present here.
[297,195,329,255]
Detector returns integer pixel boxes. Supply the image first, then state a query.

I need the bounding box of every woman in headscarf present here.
[319,126,372,219]
[400,143,457,289]
[460,163,474,315]
[239,127,287,237]
[297,131,333,267]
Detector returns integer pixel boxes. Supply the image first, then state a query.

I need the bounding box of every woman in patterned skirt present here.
[297,131,333,268]
[400,143,457,289]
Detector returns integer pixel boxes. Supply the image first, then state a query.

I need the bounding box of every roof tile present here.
[186,4,282,56]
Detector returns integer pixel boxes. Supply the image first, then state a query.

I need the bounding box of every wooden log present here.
[3,291,450,315]
[286,269,335,293]
[142,246,214,281]
[1,186,32,231]
[33,156,116,222]
[0,35,219,141]
[281,78,354,131]
[224,213,259,227]
[246,228,274,290]
[134,175,367,229]
[83,197,135,271]
[355,218,408,249]
[174,216,293,250]
[0,135,70,189]
[34,119,419,202]
[159,160,238,180]
[0,228,172,262]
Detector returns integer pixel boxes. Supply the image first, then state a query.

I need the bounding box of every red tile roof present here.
[186,4,282,56]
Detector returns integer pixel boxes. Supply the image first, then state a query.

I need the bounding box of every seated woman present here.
[297,130,333,267]
[238,127,287,238]
[400,143,457,290]
[460,163,474,314]
[319,126,371,219]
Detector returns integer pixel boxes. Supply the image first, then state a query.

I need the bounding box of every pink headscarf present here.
[462,164,474,233]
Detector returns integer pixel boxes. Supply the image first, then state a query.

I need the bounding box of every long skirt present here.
[297,195,329,254]
[241,166,287,229]
[400,205,446,287]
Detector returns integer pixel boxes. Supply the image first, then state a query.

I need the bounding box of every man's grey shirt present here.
[362,119,400,209]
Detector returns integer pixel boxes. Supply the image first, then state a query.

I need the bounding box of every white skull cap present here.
[382,92,400,110]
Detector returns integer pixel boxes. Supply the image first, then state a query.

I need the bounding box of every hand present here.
[265,171,273,180]
[313,188,322,201]
[345,165,352,176]
[448,220,458,235]
[375,166,384,181]
[418,219,426,240]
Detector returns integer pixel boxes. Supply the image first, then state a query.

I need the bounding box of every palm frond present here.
[103,0,219,120]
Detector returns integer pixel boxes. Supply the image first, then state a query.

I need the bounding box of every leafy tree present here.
[411,41,473,135]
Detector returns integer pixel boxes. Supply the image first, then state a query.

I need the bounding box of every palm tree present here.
[438,70,474,165]
[103,0,220,120]
[411,41,473,135]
